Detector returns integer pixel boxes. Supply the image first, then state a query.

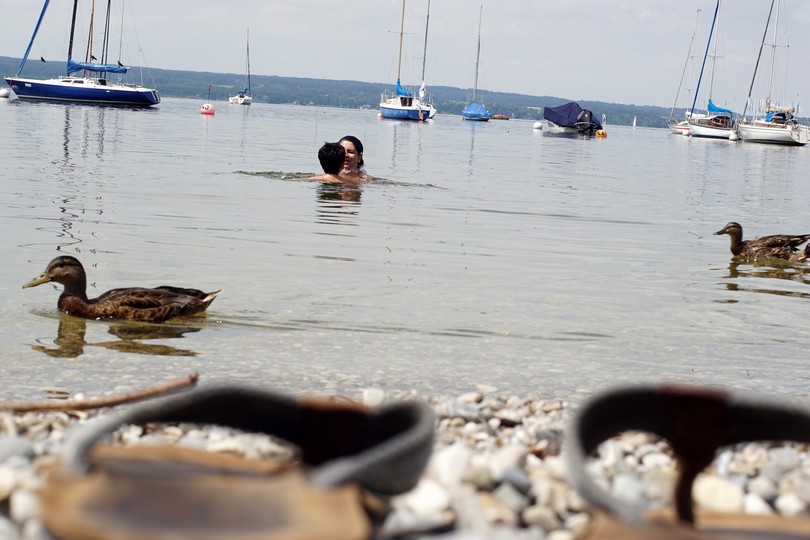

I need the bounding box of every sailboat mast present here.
[420,0,430,83]
[766,0,780,105]
[742,0,775,118]
[690,0,719,116]
[670,9,700,122]
[86,0,96,64]
[472,4,483,102]
[396,0,406,81]
[246,28,251,94]
[67,0,80,61]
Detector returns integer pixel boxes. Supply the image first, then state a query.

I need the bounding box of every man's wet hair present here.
[318,142,345,174]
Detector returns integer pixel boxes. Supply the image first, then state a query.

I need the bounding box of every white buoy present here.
[0,88,10,99]
[532,121,543,130]
[729,131,740,141]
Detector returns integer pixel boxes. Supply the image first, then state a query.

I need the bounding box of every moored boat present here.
[229,28,253,105]
[737,0,808,146]
[379,0,433,121]
[460,5,491,122]
[543,102,603,136]
[5,0,160,107]
[491,114,509,120]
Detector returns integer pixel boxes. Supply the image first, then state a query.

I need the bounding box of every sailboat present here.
[379,0,433,121]
[686,0,737,139]
[418,0,437,119]
[668,9,702,135]
[737,0,808,146]
[229,28,253,105]
[5,0,160,107]
[461,5,491,121]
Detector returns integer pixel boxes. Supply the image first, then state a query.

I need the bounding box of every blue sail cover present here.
[461,101,491,120]
[543,102,603,130]
[707,99,732,115]
[66,59,127,75]
[395,79,412,96]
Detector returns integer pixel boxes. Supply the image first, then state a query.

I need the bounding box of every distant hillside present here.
[1,56,674,127]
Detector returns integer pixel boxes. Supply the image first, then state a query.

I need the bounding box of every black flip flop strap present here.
[567,384,810,525]
[62,385,434,496]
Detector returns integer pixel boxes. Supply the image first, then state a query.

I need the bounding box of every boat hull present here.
[687,119,736,139]
[229,94,252,105]
[5,76,160,106]
[738,121,808,146]
[379,94,431,121]
[667,120,690,135]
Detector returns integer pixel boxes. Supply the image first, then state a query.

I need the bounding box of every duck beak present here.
[22,273,51,289]
[713,228,727,236]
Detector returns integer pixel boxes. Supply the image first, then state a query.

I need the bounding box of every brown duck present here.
[23,256,221,322]
[714,222,810,260]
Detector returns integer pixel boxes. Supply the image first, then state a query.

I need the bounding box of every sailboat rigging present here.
[379,0,433,121]
[686,0,737,139]
[419,0,437,119]
[229,28,253,105]
[5,0,160,107]
[668,9,701,135]
[461,5,491,121]
[737,0,808,145]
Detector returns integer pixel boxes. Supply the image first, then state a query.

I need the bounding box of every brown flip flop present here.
[39,385,435,540]
[566,384,810,539]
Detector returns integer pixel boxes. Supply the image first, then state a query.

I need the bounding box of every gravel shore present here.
[0,385,809,539]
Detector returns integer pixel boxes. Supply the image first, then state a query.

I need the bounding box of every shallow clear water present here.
[3,97,810,401]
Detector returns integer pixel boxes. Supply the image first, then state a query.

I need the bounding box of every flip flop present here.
[39,385,435,540]
[566,384,810,539]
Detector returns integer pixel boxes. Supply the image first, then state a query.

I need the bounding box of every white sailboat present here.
[229,28,252,105]
[379,0,433,121]
[737,0,808,146]
[687,0,737,140]
[461,5,491,121]
[668,9,702,135]
[419,0,437,119]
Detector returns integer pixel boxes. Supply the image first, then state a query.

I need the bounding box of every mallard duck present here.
[23,256,221,322]
[714,222,810,260]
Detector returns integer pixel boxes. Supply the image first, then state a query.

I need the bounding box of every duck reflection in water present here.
[32,315,201,359]
[316,182,362,226]
[720,260,810,299]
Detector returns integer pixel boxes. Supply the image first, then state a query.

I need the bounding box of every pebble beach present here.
[1,384,809,539]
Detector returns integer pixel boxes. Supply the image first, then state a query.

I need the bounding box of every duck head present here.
[23,256,88,297]
[714,222,743,238]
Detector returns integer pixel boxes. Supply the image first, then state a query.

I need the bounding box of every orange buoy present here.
[200,103,215,115]
[596,129,607,138]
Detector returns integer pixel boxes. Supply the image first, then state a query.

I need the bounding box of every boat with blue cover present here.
[543,102,603,136]
[461,5,491,122]
[5,0,160,107]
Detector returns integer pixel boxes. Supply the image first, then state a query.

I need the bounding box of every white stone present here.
[361,388,385,407]
[429,442,473,490]
[489,445,528,480]
[775,492,807,517]
[521,504,560,531]
[748,475,778,502]
[743,493,775,516]
[693,475,744,513]
[9,490,39,523]
[398,478,451,516]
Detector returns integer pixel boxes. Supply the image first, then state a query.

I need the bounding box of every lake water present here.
[3,97,810,402]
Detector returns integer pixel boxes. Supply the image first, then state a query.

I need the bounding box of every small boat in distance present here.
[229,28,253,105]
[379,0,433,121]
[461,5,491,121]
[491,114,509,120]
[5,0,160,107]
[543,102,603,136]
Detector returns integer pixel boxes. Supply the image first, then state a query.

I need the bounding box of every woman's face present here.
[340,140,361,171]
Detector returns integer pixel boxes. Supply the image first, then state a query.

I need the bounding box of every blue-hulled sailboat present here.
[379,0,433,121]
[5,0,160,107]
[461,5,491,121]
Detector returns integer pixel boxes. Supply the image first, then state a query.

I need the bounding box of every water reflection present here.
[32,316,201,358]
[315,183,362,226]
[719,260,810,299]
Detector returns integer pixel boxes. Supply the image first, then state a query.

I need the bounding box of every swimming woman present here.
[339,135,373,181]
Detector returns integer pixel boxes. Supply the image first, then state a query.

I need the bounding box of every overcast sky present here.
[3,0,810,110]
